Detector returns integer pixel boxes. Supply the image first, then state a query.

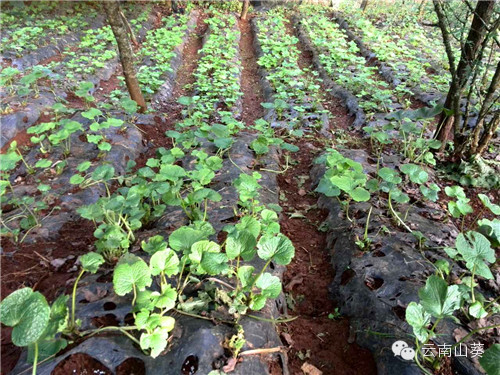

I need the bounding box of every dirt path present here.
[0,12,210,375]
[238,17,265,126]
[135,11,208,167]
[272,19,377,375]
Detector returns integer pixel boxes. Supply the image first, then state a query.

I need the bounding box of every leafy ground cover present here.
[0,2,499,375]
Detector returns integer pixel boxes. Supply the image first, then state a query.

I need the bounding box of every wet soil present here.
[276,137,377,375]
[134,11,209,169]
[238,17,265,126]
[244,17,377,375]
[51,353,112,375]
[0,220,97,374]
[286,18,353,132]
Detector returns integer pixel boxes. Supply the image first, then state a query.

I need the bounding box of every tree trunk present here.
[418,0,426,20]
[241,0,250,20]
[476,112,500,156]
[360,0,369,11]
[103,1,147,113]
[433,0,495,147]
[120,10,138,47]
[165,0,172,13]
[466,59,500,157]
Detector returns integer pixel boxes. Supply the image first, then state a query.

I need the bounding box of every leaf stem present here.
[32,342,38,375]
[388,192,413,233]
[247,314,298,323]
[82,326,140,346]
[249,258,272,293]
[70,269,85,331]
[451,323,500,349]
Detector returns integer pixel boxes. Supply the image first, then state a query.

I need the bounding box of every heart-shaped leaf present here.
[455,231,495,279]
[113,258,152,296]
[405,302,431,343]
[479,344,500,375]
[226,230,257,261]
[150,248,180,277]
[80,252,105,273]
[256,273,282,298]
[418,275,461,319]
[257,234,295,265]
[0,288,50,347]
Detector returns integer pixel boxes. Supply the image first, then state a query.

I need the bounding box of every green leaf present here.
[77,161,92,172]
[226,230,257,261]
[349,187,370,202]
[0,150,21,171]
[0,288,50,347]
[237,266,255,289]
[434,259,450,276]
[418,275,461,319]
[235,216,261,239]
[420,183,440,202]
[140,328,169,358]
[189,240,221,265]
[479,344,500,375]
[391,189,410,204]
[69,174,84,185]
[81,108,102,119]
[91,165,115,182]
[249,294,267,311]
[28,294,69,361]
[478,194,500,215]
[477,218,500,247]
[169,227,205,253]
[37,184,50,193]
[98,142,112,151]
[102,118,124,128]
[257,234,295,265]
[405,302,431,343]
[142,235,167,255]
[150,249,179,277]
[201,252,229,275]
[445,185,466,199]
[80,252,105,273]
[469,301,488,319]
[157,164,186,181]
[35,159,52,168]
[261,209,278,222]
[113,258,152,296]
[251,137,269,155]
[156,285,177,310]
[400,163,428,184]
[378,167,402,184]
[120,98,138,114]
[315,176,340,197]
[455,231,495,279]
[256,273,281,298]
[87,134,102,144]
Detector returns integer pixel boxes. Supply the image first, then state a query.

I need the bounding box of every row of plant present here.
[0,82,140,242]
[190,10,242,118]
[0,5,151,112]
[314,130,499,375]
[298,7,401,117]
[339,4,450,96]
[254,8,327,128]
[0,9,298,374]
[0,2,98,56]
[136,8,194,96]
[0,9,199,242]
[172,10,245,151]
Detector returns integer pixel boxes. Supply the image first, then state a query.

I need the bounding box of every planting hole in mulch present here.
[51,353,112,375]
[116,357,146,375]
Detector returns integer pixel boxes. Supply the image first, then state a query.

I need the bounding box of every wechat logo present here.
[392,340,415,361]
